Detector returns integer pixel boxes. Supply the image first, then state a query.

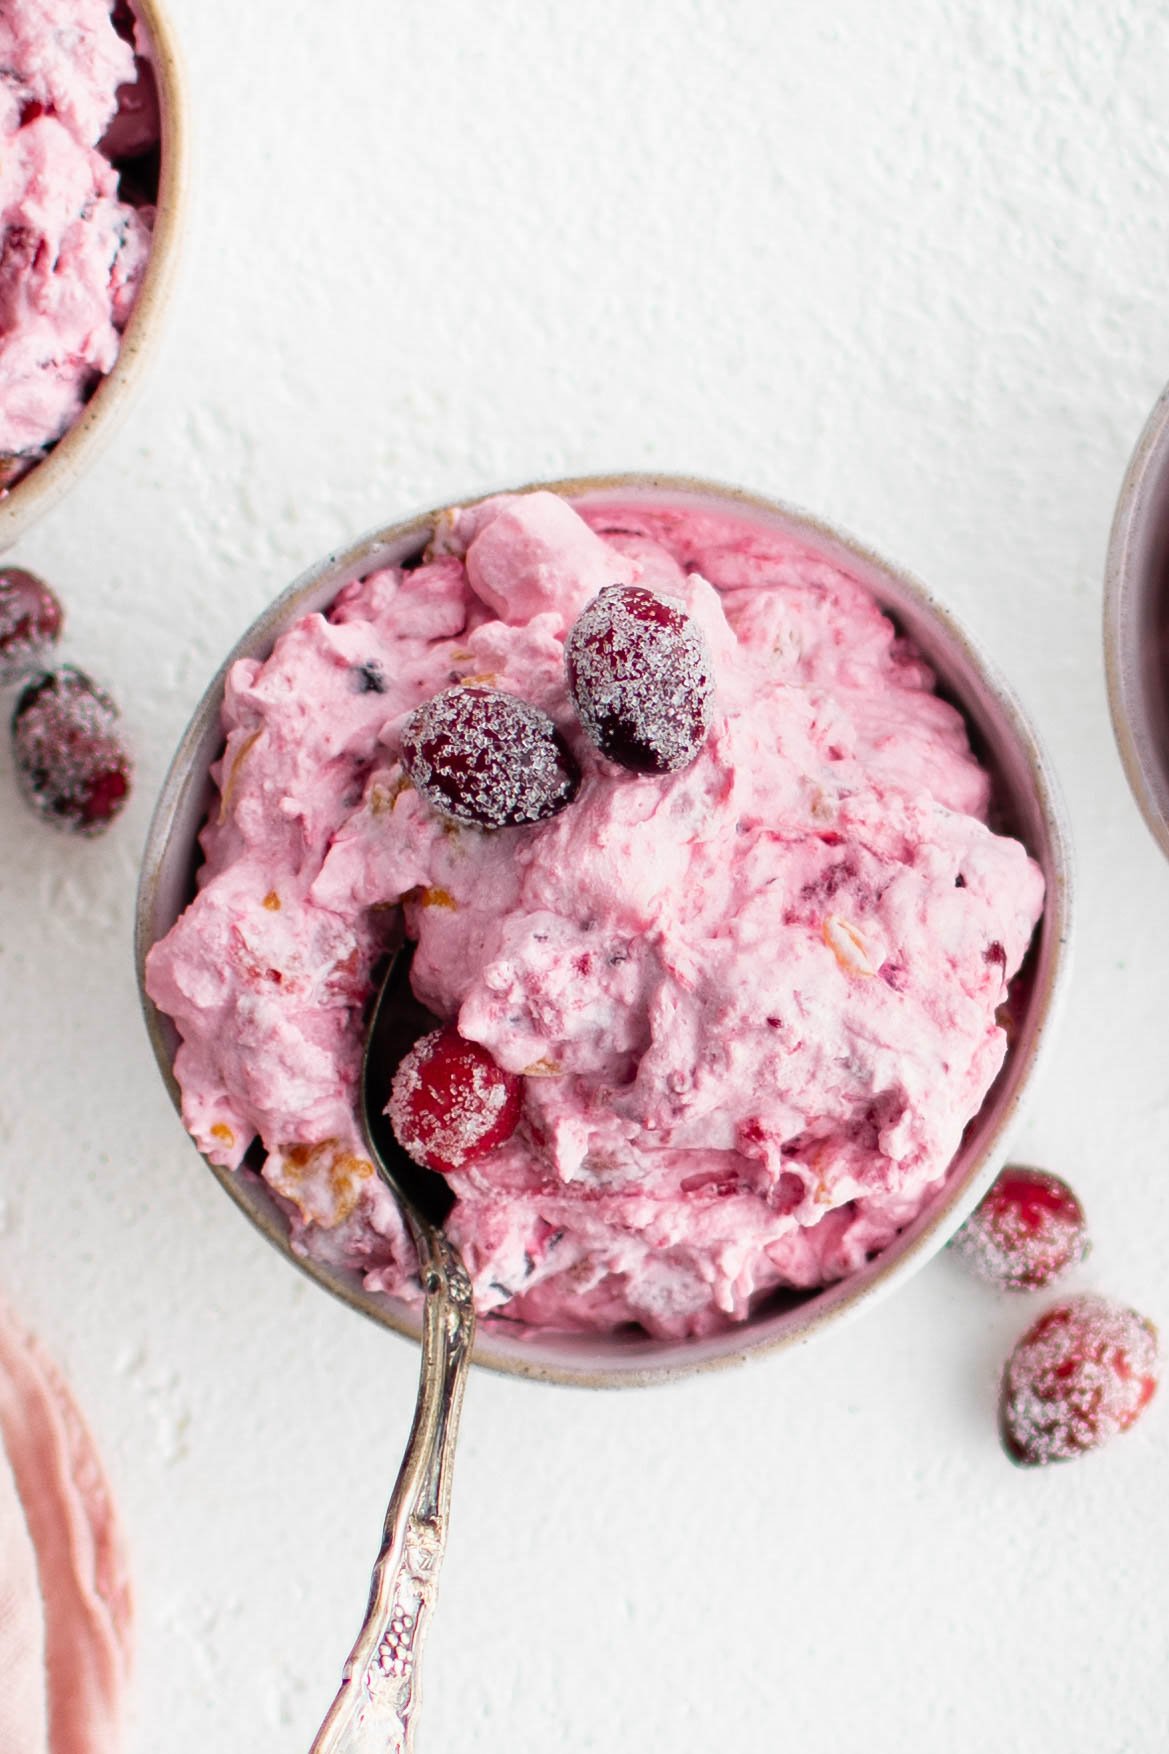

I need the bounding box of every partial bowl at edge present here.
[1105,380,1169,862]
[0,0,189,553]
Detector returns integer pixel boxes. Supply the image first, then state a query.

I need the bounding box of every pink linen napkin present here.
[0,1303,132,1754]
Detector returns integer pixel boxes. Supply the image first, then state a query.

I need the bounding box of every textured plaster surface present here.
[1,1,1168,1749]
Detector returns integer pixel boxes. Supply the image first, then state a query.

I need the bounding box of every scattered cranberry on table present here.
[949,1166,1158,1465]
[1000,1293,1159,1467]
[388,1022,524,1176]
[11,667,132,836]
[0,568,64,685]
[951,1165,1089,1291]
[0,566,132,838]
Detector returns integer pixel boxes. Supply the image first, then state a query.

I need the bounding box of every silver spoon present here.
[310,944,475,1754]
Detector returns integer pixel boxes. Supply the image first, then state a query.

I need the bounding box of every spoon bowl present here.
[310,943,475,1753]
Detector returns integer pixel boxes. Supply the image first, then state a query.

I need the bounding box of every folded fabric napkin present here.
[0,1302,132,1754]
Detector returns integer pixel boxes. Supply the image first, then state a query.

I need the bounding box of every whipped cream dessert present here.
[0,0,157,489]
[146,491,1045,1339]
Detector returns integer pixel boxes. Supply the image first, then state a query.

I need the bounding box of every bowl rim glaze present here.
[0,0,189,554]
[1104,381,1169,861]
[135,473,1074,1387]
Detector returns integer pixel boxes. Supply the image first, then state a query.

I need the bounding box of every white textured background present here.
[2,0,1169,1748]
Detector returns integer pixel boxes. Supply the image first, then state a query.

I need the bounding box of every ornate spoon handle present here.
[309,1227,475,1754]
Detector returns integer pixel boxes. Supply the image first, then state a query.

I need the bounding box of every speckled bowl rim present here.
[1104,381,1169,862]
[0,0,189,553]
[135,473,1074,1388]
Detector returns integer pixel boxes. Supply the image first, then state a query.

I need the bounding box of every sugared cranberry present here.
[387,1023,523,1176]
[952,1165,1088,1291]
[1000,1294,1159,1466]
[401,685,581,828]
[565,584,713,774]
[0,569,63,683]
[11,668,131,835]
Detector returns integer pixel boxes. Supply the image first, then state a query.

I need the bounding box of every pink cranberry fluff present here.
[0,0,158,491]
[951,1165,1088,1291]
[145,490,1046,1339]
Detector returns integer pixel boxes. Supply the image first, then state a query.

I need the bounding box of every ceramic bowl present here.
[135,474,1073,1386]
[1105,383,1169,860]
[0,0,188,552]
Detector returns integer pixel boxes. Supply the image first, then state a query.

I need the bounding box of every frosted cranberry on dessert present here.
[0,568,63,683]
[11,666,131,834]
[1000,1293,1159,1466]
[389,1024,523,1176]
[401,684,581,827]
[952,1165,1088,1291]
[566,584,713,773]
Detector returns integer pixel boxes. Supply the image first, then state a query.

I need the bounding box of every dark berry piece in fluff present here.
[11,667,132,835]
[565,584,713,774]
[0,569,64,685]
[401,684,581,828]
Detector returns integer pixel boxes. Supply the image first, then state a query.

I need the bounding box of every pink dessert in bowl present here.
[137,476,1071,1383]
[0,0,186,549]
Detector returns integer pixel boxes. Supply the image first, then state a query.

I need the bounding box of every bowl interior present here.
[0,0,187,552]
[136,476,1072,1386]
[1106,385,1169,860]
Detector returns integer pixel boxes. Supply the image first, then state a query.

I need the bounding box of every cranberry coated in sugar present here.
[388,1023,524,1176]
[401,684,581,828]
[1000,1293,1159,1466]
[951,1165,1089,1291]
[565,584,713,774]
[0,569,63,684]
[11,667,132,835]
